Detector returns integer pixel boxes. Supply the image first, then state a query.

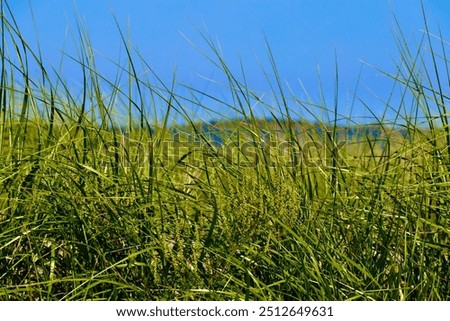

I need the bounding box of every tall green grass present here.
[0,1,449,300]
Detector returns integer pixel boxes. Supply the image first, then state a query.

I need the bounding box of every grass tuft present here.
[0,1,449,300]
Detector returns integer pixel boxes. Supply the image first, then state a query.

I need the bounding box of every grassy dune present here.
[0,2,449,300]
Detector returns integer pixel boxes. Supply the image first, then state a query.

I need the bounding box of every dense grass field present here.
[1,3,449,300]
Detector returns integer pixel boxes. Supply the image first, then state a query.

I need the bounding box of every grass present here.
[0,0,449,300]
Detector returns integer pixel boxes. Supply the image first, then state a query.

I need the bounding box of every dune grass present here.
[0,1,449,300]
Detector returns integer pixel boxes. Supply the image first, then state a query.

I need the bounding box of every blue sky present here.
[5,0,450,122]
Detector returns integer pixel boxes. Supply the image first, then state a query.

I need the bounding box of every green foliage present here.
[0,0,449,300]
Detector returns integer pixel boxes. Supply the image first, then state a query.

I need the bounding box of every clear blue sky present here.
[6,0,450,122]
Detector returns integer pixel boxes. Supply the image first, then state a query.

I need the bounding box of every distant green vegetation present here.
[0,2,449,300]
